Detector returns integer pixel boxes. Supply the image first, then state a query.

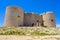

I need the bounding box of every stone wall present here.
[43,12,56,27]
[24,13,43,26]
[4,6,56,27]
[4,6,24,26]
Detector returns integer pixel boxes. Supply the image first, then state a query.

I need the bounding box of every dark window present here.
[18,16,20,18]
[51,19,54,22]
[37,20,39,22]
[32,23,34,26]
[41,15,42,16]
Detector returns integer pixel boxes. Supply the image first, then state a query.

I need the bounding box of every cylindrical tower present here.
[43,12,56,27]
[4,6,24,26]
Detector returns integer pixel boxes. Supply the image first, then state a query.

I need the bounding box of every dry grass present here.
[0,26,60,35]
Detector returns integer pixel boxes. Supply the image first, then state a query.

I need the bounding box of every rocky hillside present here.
[0,26,60,35]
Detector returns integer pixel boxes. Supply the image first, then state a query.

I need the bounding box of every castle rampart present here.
[4,6,56,27]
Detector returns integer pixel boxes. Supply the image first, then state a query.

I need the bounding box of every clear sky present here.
[0,0,60,27]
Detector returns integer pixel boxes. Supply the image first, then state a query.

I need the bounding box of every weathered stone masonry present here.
[4,6,56,27]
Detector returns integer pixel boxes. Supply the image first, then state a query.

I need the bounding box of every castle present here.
[4,6,56,27]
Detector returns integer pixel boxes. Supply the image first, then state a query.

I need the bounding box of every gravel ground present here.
[0,35,60,40]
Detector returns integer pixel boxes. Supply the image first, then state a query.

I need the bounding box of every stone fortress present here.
[4,6,56,27]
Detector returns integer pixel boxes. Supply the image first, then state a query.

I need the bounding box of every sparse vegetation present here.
[0,27,60,35]
[43,26,47,27]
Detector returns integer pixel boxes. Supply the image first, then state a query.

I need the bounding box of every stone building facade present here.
[4,6,56,27]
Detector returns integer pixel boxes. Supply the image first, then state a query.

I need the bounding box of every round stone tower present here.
[4,6,24,26]
[43,12,56,27]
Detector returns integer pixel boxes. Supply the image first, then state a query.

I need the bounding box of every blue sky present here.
[0,0,60,27]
